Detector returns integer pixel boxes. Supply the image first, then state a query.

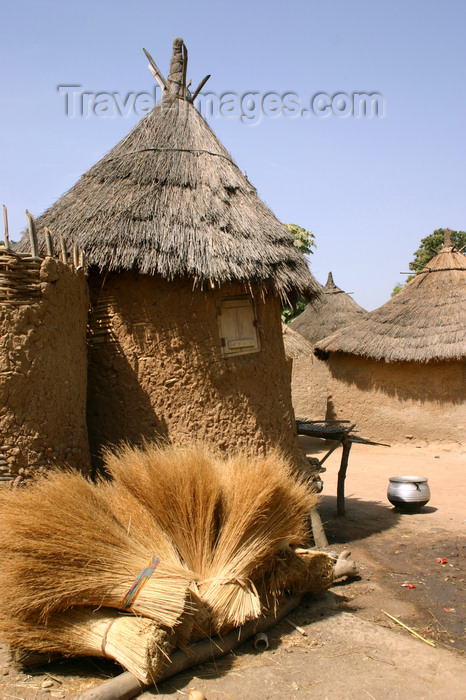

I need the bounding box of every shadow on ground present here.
[319,494,403,543]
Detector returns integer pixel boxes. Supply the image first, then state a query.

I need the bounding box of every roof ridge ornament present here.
[326,271,335,287]
[444,228,453,248]
[143,39,210,103]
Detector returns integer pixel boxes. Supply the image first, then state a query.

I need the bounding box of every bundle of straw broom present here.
[0,470,192,626]
[197,452,318,632]
[102,443,321,635]
[0,608,172,684]
[0,442,335,679]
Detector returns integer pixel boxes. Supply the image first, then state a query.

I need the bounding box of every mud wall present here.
[325,353,465,444]
[290,354,328,420]
[0,257,90,483]
[87,272,307,469]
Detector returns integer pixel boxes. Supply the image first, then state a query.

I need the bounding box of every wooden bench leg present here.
[337,439,352,517]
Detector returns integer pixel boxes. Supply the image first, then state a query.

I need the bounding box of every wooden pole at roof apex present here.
[3,204,10,249]
[444,228,452,247]
[191,74,211,101]
[143,48,167,91]
[182,43,188,94]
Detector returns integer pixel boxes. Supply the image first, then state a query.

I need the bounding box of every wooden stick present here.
[337,436,353,517]
[79,250,86,269]
[73,242,79,268]
[44,228,54,257]
[182,43,188,93]
[191,75,211,101]
[3,205,10,248]
[59,234,68,263]
[75,596,302,700]
[382,610,436,647]
[143,48,167,90]
[26,210,38,257]
[285,618,307,636]
[310,508,328,549]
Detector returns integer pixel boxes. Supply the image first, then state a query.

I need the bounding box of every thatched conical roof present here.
[282,322,315,359]
[315,236,466,362]
[17,39,318,304]
[290,271,366,345]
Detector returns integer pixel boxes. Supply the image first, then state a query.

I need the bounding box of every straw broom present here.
[97,479,199,647]
[102,443,223,576]
[0,470,192,626]
[199,451,318,633]
[0,608,173,684]
[259,548,335,611]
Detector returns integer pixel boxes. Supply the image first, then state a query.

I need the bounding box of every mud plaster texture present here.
[87,272,307,470]
[289,354,328,420]
[325,352,466,444]
[0,257,90,482]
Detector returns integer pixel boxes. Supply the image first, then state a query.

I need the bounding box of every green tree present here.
[392,228,466,295]
[285,223,316,256]
[281,223,315,323]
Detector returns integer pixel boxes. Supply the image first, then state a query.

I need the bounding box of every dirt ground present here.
[0,439,464,699]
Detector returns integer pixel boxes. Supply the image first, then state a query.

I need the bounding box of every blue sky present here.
[1,0,465,310]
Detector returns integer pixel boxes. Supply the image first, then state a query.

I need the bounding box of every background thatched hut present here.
[315,234,466,444]
[290,272,366,345]
[286,272,366,419]
[0,238,90,483]
[17,39,319,469]
[282,324,327,419]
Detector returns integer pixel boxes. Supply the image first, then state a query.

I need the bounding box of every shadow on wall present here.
[327,354,465,406]
[87,335,169,474]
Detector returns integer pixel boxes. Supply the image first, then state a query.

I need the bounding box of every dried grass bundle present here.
[199,451,318,632]
[0,608,172,684]
[260,548,334,610]
[0,470,192,626]
[103,443,223,575]
[98,479,199,647]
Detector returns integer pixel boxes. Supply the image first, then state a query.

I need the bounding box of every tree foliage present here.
[281,223,315,323]
[285,223,316,256]
[392,228,466,295]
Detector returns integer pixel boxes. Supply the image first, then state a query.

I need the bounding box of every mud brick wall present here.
[87,272,307,470]
[0,256,90,482]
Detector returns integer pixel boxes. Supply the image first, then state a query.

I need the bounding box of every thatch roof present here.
[315,236,466,363]
[290,272,366,345]
[282,323,315,359]
[17,39,318,304]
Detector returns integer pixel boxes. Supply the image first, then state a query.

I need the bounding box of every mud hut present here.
[17,39,319,469]
[1,215,90,483]
[315,233,466,444]
[290,271,366,345]
[282,324,327,419]
[285,272,365,419]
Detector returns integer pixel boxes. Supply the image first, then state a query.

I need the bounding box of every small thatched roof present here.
[17,39,318,304]
[315,234,466,363]
[282,322,315,359]
[290,271,366,345]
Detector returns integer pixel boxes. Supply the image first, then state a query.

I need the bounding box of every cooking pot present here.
[387,476,430,511]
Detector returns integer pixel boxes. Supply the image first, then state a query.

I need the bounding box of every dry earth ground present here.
[0,440,464,699]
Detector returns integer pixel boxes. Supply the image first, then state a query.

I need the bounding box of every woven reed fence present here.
[0,207,85,307]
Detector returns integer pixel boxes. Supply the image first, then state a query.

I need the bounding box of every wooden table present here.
[296,420,359,516]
